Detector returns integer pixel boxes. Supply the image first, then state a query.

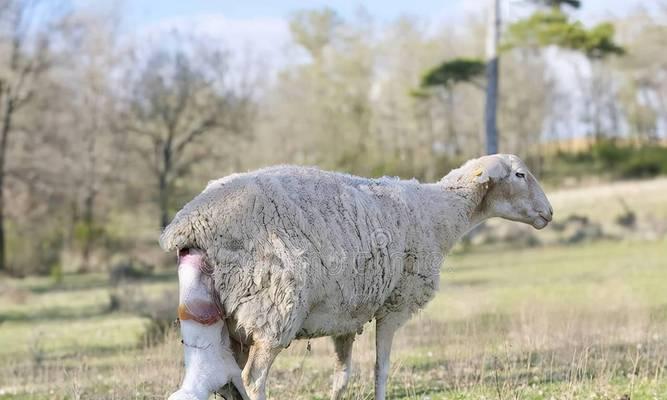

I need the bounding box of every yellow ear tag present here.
[472,167,484,181]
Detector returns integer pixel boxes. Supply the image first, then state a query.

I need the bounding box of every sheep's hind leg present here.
[331,334,355,400]
[242,341,282,400]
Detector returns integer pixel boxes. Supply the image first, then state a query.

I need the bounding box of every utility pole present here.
[484,0,501,154]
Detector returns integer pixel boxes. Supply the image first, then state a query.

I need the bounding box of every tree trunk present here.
[0,90,13,273]
[484,0,501,155]
[159,171,170,229]
[445,89,461,156]
[81,185,96,271]
[158,136,175,230]
[80,130,98,272]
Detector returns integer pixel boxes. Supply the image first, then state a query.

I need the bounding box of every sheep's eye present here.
[515,172,525,179]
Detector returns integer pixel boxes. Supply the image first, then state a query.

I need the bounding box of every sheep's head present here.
[473,154,553,229]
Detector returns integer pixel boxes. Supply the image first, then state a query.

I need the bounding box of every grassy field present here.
[1,179,667,399]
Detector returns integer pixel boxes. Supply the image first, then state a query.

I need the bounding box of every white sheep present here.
[161,154,553,400]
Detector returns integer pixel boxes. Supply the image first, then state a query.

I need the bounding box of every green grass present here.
[441,240,667,316]
[0,240,665,398]
[1,178,667,399]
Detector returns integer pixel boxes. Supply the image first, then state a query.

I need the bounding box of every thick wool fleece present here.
[160,164,487,348]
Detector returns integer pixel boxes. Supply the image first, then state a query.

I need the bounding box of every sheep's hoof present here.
[217,383,247,400]
[167,390,201,400]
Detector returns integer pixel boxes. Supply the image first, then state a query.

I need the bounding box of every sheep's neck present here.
[423,181,488,252]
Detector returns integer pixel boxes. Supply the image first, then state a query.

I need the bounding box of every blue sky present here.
[73,0,658,31]
[110,0,652,26]
[121,0,452,24]
[73,0,657,65]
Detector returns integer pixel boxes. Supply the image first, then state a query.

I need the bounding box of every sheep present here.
[161,153,553,400]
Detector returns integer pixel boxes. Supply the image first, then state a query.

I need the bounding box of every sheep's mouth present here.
[532,215,550,230]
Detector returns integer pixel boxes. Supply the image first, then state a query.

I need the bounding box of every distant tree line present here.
[1,0,666,275]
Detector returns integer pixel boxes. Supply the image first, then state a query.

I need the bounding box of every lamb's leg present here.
[218,339,251,400]
[331,334,355,400]
[242,341,282,400]
[374,314,408,400]
[169,249,249,400]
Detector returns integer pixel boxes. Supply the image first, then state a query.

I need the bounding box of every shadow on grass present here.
[0,342,146,371]
[22,270,176,295]
[0,304,111,323]
[0,271,179,324]
[444,278,491,287]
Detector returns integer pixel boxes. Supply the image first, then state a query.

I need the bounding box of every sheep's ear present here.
[471,155,510,185]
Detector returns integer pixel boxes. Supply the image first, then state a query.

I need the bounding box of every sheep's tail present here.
[159,209,201,252]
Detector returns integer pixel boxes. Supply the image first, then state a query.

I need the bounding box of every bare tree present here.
[0,0,69,272]
[61,12,124,270]
[120,36,254,229]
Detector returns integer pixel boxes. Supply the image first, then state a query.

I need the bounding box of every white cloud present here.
[434,0,658,29]
[136,14,293,68]
[575,0,659,25]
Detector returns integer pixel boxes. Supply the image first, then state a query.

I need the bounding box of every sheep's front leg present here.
[169,249,249,400]
[242,341,282,400]
[374,314,408,400]
[331,334,355,400]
